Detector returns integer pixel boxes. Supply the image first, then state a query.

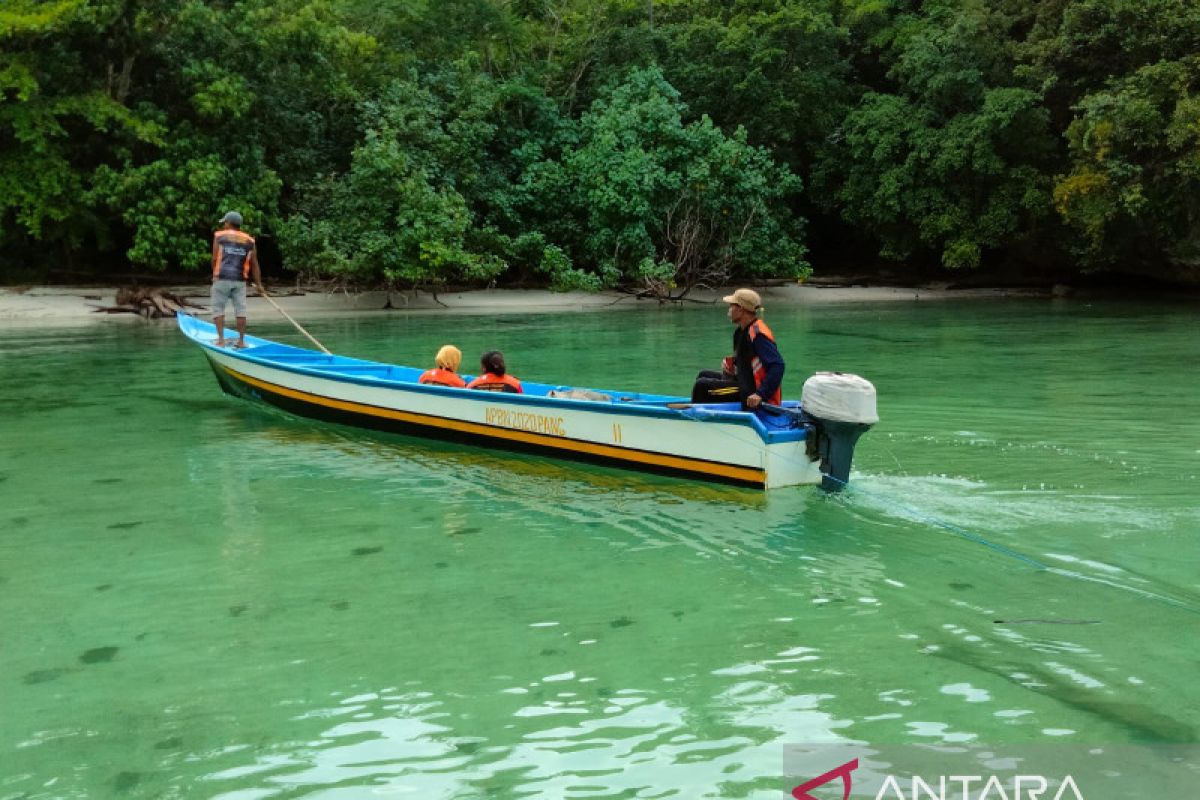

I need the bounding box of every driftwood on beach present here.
[93,287,206,318]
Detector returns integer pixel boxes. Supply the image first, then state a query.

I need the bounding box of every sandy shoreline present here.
[0,283,1050,327]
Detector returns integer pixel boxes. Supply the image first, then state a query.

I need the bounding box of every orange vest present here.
[213,229,255,280]
[747,320,781,404]
[467,373,523,393]
[419,368,466,388]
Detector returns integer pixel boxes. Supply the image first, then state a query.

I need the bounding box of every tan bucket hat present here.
[722,288,762,313]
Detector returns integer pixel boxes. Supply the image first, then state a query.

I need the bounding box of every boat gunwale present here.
[177,313,806,445]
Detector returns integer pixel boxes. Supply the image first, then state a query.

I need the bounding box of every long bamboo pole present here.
[259,289,331,355]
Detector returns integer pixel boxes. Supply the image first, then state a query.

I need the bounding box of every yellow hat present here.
[722,288,762,313]
[435,345,462,371]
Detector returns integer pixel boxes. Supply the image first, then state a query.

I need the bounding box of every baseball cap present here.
[219,211,243,227]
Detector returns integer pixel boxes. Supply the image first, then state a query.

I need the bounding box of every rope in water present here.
[679,407,1200,614]
[822,464,1200,615]
[817,471,1050,571]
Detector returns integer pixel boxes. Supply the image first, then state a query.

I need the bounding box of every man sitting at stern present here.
[691,288,784,410]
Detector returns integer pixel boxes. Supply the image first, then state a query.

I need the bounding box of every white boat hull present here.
[180,314,826,488]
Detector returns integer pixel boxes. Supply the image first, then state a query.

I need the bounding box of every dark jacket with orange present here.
[733,319,784,404]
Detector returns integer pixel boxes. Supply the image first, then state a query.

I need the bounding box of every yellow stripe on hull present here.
[222,365,767,486]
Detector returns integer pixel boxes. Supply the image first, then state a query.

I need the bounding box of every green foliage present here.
[658,0,853,168]
[0,0,84,38]
[91,130,282,269]
[279,63,806,293]
[0,0,161,253]
[1055,57,1200,267]
[1008,0,1200,272]
[559,67,808,292]
[92,0,386,271]
[6,0,1200,285]
[278,69,505,286]
[538,241,600,292]
[817,2,1056,268]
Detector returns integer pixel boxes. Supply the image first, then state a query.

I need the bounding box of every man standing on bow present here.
[690,288,785,409]
[211,210,264,348]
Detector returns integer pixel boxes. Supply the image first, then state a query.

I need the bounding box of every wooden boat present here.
[178,314,876,489]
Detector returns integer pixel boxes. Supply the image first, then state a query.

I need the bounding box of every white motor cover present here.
[801,372,879,424]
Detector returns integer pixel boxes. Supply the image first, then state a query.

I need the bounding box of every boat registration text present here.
[485,407,567,437]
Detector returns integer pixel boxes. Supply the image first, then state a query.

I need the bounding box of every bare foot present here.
[214,338,227,347]
[232,340,248,349]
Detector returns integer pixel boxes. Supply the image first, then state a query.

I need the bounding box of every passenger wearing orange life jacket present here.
[210,211,264,349]
[419,345,467,388]
[690,288,785,409]
[467,351,523,393]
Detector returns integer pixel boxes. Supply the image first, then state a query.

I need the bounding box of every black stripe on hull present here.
[206,358,766,488]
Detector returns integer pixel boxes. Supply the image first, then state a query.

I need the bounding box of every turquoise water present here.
[1,299,1198,798]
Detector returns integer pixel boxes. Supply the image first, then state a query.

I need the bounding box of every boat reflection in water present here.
[246,418,776,510]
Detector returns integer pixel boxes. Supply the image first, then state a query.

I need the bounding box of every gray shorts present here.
[211,279,247,317]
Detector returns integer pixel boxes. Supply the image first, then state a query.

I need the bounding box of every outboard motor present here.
[801,372,878,492]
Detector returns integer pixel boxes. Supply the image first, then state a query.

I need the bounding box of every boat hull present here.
[181,314,823,489]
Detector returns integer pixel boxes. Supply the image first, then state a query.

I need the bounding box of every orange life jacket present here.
[467,372,523,393]
[213,229,255,280]
[747,319,781,404]
[419,368,466,388]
